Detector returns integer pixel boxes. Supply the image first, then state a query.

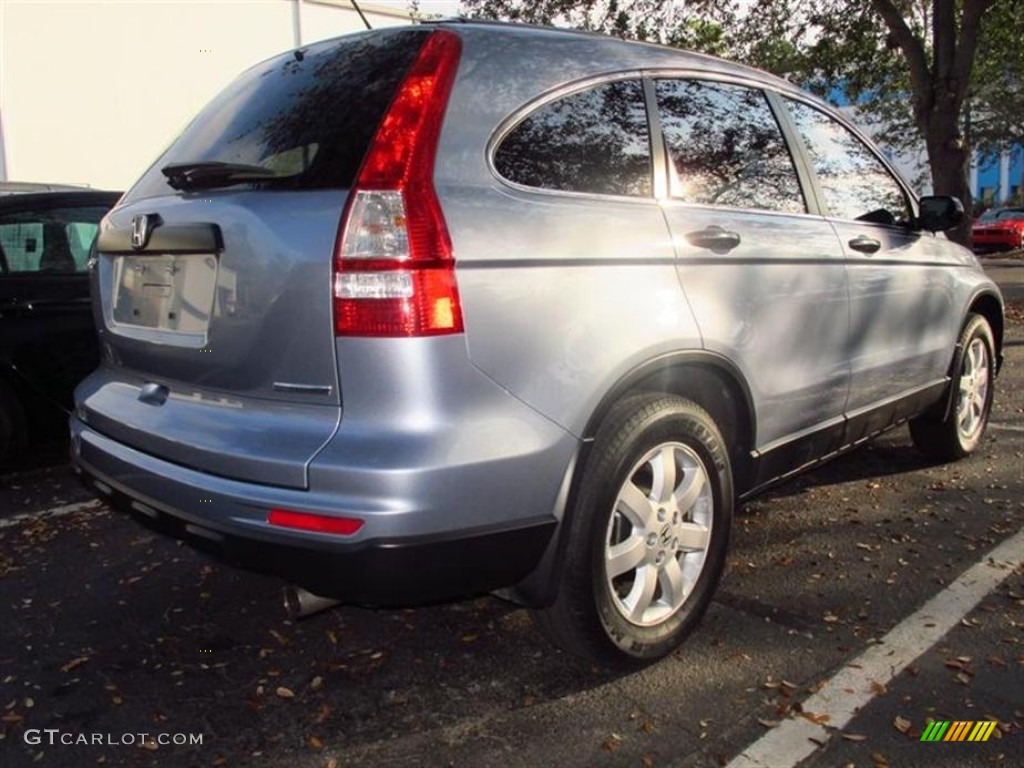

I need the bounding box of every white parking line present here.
[0,499,106,529]
[726,528,1024,768]
[988,422,1024,433]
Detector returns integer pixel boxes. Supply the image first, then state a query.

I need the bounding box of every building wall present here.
[0,0,415,191]
[974,146,1023,205]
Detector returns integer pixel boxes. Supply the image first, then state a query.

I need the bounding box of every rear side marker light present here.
[268,508,364,536]
[334,31,463,337]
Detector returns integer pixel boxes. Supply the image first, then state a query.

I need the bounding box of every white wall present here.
[0,0,417,191]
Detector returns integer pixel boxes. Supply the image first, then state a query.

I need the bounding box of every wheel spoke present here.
[650,446,677,504]
[660,556,685,609]
[625,564,659,623]
[969,342,985,373]
[975,365,989,394]
[674,464,706,512]
[616,480,654,529]
[606,535,646,578]
[677,521,710,552]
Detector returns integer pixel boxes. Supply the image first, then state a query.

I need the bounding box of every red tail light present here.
[333,30,463,337]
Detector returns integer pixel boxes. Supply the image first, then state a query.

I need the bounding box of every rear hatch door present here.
[80,28,433,489]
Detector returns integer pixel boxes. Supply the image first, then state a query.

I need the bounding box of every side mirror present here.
[918,196,964,232]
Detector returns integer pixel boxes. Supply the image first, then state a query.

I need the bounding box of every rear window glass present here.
[494,79,652,197]
[125,29,430,201]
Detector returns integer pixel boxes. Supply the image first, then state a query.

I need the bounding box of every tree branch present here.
[952,0,996,108]
[869,0,931,112]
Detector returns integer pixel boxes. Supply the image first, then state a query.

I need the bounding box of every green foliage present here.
[970,0,1024,152]
[459,0,736,45]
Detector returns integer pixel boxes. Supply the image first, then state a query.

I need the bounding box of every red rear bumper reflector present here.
[268,508,364,536]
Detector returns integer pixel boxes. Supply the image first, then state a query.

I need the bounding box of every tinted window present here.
[126,30,430,201]
[656,80,805,214]
[785,99,911,225]
[0,206,107,274]
[494,80,652,197]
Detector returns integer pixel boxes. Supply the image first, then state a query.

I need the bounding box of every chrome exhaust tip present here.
[283,585,340,619]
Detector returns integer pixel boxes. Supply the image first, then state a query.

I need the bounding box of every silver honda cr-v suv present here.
[72,21,1004,666]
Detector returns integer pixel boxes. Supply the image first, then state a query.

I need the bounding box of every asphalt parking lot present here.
[0,260,1021,768]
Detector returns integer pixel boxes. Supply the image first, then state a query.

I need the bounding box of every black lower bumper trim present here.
[77,466,556,607]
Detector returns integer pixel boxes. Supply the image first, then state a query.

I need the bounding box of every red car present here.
[972,207,1024,252]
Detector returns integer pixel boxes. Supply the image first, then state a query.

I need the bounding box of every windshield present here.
[995,210,1024,221]
[125,29,429,201]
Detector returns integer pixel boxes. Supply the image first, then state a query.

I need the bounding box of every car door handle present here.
[848,235,881,254]
[684,226,741,253]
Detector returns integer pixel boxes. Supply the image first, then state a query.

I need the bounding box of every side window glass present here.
[0,207,107,275]
[66,222,100,271]
[494,79,652,197]
[0,222,44,273]
[785,99,911,225]
[656,79,806,214]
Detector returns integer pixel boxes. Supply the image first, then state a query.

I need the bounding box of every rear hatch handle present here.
[97,215,223,255]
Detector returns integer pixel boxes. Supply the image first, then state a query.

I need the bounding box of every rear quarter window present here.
[493,79,653,198]
[125,29,431,201]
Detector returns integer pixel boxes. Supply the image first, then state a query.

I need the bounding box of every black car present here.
[0,185,121,467]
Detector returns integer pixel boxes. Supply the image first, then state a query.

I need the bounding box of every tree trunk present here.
[923,114,973,247]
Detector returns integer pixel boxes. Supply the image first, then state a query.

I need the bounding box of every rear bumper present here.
[70,418,565,606]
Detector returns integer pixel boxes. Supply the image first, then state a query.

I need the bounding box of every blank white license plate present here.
[112,253,217,334]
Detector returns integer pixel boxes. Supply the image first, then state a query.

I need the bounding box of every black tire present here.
[533,394,733,667]
[910,313,996,461]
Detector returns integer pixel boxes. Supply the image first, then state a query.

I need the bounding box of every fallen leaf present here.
[870,751,889,767]
[269,630,290,647]
[314,704,331,725]
[893,716,912,733]
[870,681,888,696]
[800,711,831,725]
[1,711,24,724]
[758,718,782,728]
[308,735,323,749]
[842,733,867,741]
[641,757,655,768]
[601,733,623,751]
[955,672,972,685]
[275,687,295,699]
[60,655,91,673]
[461,634,478,643]
[310,676,324,691]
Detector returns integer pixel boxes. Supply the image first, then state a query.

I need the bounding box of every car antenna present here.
[350,0,372,30]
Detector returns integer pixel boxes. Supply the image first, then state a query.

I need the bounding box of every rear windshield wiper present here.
[162,161,281,191]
